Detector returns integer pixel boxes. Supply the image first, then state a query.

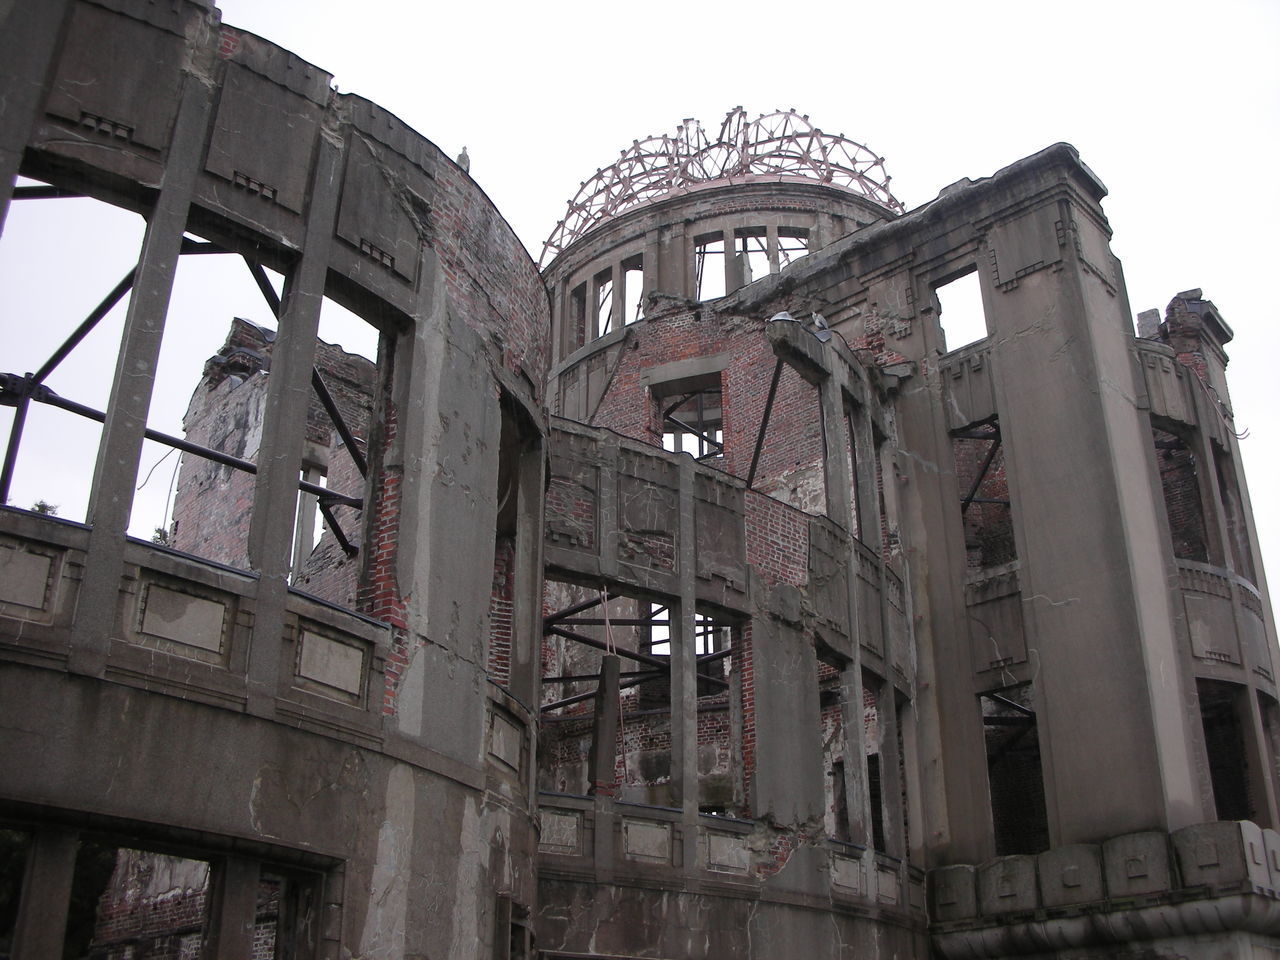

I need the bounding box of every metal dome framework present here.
[539,107,905,268]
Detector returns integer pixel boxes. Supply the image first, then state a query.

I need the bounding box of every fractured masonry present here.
[1,4,1278,958]
[169,317,374,606]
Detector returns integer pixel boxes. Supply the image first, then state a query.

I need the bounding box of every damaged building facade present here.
[0,1,1277,958]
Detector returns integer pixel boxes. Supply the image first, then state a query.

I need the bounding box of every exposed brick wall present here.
[744,491,809,587]
[952,425,1014,570]
[170,319,376,597]
[430,163,550,390]
[89,850,286,960]
[580,309,827,516]
[1152,426,1209,562]
[170,369,267,568]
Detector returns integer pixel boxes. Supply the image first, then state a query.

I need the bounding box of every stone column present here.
[244,124,345,716]
[70,46,215,677]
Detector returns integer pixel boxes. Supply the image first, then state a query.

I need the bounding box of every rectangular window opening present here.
[621,255,644,325]
[864,674,886,852]
[694,234,725,301]
[64,842,211,959]
[696,614,740,817]
[1199,679,1254,821]
[952,417,1016,570]
[658,377,723,461]
[593,269,614,339]
[1152,424,1209,563]
[777,227,810,269]
[0,828,29,952]
[936,269,988,353]
[733,228,769,289]
[0,186,144,525]
[817,644,851,842]
[569,282,588,350]
[982,685,1049,856]
[539,584,673,803]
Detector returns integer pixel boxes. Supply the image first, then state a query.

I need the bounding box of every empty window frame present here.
[776,227,810,269]
[981,685,1049,856]
[540,586,673,799]
[659,378,723,461]
[694,233,726,301]
[863,676,887,853]
[695,613,739,816]
[593,268,615,338]
[1198,679,1255,821]
[621,254,645,325]
[1151,424,1209,563]
[568,281,588,351]
[952,417,1015,570]
[733,227,770,288]
[935,269,988,352]
[817,644,852,842]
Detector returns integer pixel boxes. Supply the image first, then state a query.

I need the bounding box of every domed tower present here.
[535,110,928,958]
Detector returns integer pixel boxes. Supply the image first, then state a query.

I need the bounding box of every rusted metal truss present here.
[539,106,905,268]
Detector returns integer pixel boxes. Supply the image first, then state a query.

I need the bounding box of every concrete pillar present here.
[70,50,215,677]
[610,261,624,333]
[11,827,77,960]
[511,432,546,720]
[1243,686,1278,827]
[206,857,260,960]
[244,123,345,715]
[749,578,824,827]
[589,655,621,796]
[0,0,71,234]
[672,457,700,874]
[982,202,1202,841]
[879,687,905,860]
[819,376,852,532]
[720,227,734,297]
[839,662,872,848]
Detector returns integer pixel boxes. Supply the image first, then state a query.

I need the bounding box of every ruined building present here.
[0,2,1277,958]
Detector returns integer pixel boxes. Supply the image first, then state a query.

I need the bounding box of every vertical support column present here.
[11,827,78,960]
[206,857,260,960]
[878,688,906,860]
[551,278,566,366]
[720,227,735,297]
[1189,419,1229,568]
[672,457,700,868]
[609,261,624,333]
[590,656,619,883]
[69,56,215,677]
[819,375,852,531]
[643,229,660,303]
[766,225,780,275]
[852,412,882,552]
[589,655,621,795]
[319,865,345,960]
[1243,687,1279,827]
[838,663,871,848]
[244,129,345,715]
[512,434,546,725]
[0,0,71,233]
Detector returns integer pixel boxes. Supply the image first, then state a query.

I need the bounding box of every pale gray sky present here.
[2,0,1277,587]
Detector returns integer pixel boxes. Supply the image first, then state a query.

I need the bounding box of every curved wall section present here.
[0,1,547,957]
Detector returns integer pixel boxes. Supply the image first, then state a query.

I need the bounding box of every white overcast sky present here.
[2,0,1277,590]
